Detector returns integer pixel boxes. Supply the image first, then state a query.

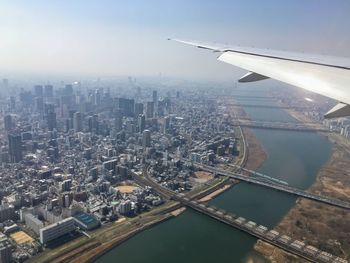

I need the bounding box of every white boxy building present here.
[39,217,75,244]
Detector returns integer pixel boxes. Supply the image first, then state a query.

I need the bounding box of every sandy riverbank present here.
[254,109,350,262]
[242,127,267,171]
[228,101,267,171]
[199,184,233,202]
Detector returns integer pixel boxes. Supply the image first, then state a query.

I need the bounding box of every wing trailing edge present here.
[169,38,350,118]
[325,103,350,119]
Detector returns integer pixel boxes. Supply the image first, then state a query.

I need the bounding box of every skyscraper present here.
[152,90,158,104]
[162,116,170,134]
[44,85,54,97]
[142,130,151,148]
[146,102,154,119]
[34,85,43,97]
[64,84,73,96]
[9,96,15,111]
[134,103,144,116]
[94,89,101,106]
[115,98,135,117]
[152,90,158,117]
[138,114,145,133]
[4,115,12,132]
[8,134,22,163]
[47,112,57,131]
[114,110,123,131]
[88,114,99,133]
[73,112,83,132]
[35,97,44,113]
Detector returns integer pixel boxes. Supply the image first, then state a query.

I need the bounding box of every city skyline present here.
[0,2,350,263]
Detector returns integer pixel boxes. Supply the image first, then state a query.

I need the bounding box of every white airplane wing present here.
[169,38,350,118]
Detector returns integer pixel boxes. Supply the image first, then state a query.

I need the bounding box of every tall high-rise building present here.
[44,85,54,97]
[94,89,101,106]
[162,116,170,134]
[146,102,154,119]
[64,84,73,96]
[152,90,158,104]
[136,86,141,99]
[8,134,22,163]
[73,112,83,132]
[34,85,43,97]
[152,90,158,117]
[4,115,12,131]
[115,98,134,117]
[114,110,123,131]
[88,114,99,133]
[35,97,44,113]
[138,114,145,133]
[47,112,57,131]
[134,103,144,116]
[142,129,151,148]
[9,96,15,111]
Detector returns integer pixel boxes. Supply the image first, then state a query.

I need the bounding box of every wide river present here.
[95,87,331,263]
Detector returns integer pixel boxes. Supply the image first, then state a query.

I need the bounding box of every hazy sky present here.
[1,0,350,80]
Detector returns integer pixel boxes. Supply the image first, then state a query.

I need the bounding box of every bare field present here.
[10,231,34,244]
[115,185,137,193]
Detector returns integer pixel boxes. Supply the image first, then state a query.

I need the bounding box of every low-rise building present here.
[73,212,100,231]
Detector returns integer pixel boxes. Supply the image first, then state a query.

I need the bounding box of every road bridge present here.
[228,103,307,110]
[231,119,329,132]
[231,95,275,99]
[191,162,350,210]
[131,170,348,263]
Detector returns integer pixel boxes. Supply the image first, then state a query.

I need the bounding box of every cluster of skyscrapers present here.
[0,79,240,262]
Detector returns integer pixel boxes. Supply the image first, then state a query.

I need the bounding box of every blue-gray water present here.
[95,88,331,263]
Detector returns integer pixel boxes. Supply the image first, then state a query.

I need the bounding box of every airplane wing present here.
[169,38,350,118]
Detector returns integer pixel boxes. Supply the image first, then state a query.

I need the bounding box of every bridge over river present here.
[131,170,348,263]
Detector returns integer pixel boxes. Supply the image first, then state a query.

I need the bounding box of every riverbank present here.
[229,101,267,171]
[242,127,267,171]
[255,109,350,262]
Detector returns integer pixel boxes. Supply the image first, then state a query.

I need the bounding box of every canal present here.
[95,86,332,263]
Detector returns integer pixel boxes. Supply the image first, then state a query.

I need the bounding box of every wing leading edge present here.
[170,38,350,118]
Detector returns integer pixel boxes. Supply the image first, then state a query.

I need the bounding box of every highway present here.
[228,103,307,110]
[231,119,329,133]
[191,162,350,210]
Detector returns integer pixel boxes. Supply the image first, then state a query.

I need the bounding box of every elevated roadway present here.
[191,162,350,210]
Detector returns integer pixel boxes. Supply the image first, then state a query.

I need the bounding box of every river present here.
[95,86,331,263]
